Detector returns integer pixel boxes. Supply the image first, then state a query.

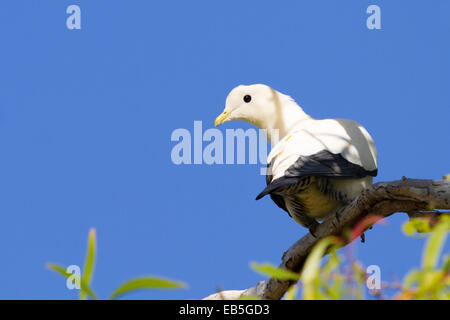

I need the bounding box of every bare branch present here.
[204,178,450,300]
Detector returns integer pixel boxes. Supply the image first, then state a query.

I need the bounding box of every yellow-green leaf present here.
[47,263,98,300]
[331,273,344,300]
[80,228,97,300]
[352,263,365,300]
[422,219,448,270]
[284,285,298,300]
[442,255,450,273]
[322,248,340,277]
[403,270,420,289]
[236,295,261,300]
[250,262,300,281]
[109,276,186,300]
[403,218,432,236]
[301,236,340,300]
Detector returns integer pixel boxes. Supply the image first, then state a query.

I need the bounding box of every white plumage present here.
[267,118,377,180]
[215,84,378,235]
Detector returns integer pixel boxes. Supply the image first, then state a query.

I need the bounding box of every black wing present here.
[256,150,377,200]
[263,164,290,216]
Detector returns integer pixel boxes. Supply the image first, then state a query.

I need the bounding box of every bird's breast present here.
[294,183,342,219]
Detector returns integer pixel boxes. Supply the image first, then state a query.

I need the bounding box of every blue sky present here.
[0,0,448,299]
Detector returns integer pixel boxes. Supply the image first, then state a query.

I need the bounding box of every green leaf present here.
[331,273,344,300]
[301,236,340,300]
[322,248,340,278]
[319,249,341,300]
[402,218,432,236]
[47,263,98,300]
[422,219,449,270]
[284,285,298,300]
[442,255,450,273]
[109,276,186,300]
[250,262,300,281]
[236,295,261,300]
[80,228,97,300]
[402,220,415,236]
[47,263,71,278]
[403,270,421,289]
[352,263,365,300]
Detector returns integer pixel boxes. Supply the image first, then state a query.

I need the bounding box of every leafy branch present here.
[204,178,450,300]
[47,228,186,300]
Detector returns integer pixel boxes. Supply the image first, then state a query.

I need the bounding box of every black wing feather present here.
[256,150,377,200]
[260,162,290,215]
[285,150,377,179]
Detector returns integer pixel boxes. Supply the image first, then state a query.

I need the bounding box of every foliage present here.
[398,216,449,299]
[251,262,300,281]
[251,215,449,300]
[47,228,186,300]
[48,214,449,300]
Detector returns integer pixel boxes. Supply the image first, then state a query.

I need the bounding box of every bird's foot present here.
[360,232,366,243]
[334,206,346,223]
[308,222,320,238]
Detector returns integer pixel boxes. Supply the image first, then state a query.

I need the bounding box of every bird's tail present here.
[255,177,300,200]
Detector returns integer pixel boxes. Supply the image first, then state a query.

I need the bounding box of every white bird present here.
[215,84,378,235]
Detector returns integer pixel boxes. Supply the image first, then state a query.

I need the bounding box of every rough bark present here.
[203,178,450,300]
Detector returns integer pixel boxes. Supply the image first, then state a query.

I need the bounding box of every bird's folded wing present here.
[284,150,377,178]
[257,119,377,200]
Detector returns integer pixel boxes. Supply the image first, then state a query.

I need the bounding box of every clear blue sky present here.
[0,1,448,299]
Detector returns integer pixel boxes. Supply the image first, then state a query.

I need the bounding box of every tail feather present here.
[255,177,300,200]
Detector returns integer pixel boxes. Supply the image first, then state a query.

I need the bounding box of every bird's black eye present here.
[243,95,252,103]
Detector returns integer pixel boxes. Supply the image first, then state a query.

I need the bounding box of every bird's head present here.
[215,84,283,129]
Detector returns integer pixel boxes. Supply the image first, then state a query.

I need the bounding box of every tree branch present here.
[203,178,450,300]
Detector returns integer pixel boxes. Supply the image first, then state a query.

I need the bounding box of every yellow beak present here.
[214,111,230,127]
